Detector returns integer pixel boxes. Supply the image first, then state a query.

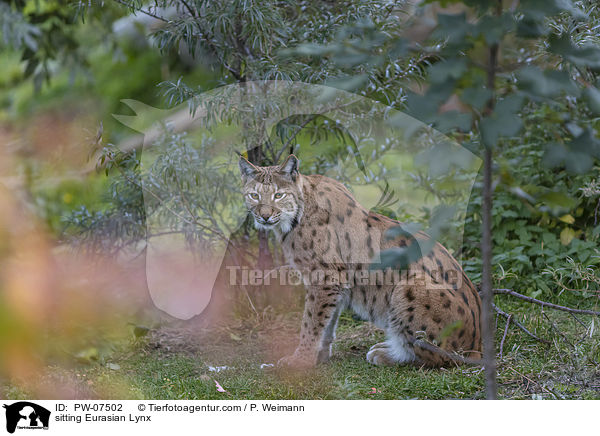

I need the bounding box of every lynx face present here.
[239,155,304,235]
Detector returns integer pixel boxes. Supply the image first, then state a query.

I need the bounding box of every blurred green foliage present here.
[0,0,598,307]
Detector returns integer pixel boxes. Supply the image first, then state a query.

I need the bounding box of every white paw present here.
[366,347,395,366]
[317,347,331,364]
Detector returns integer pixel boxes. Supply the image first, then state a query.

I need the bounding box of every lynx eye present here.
[273,192,285,200]
[248,193,260,200]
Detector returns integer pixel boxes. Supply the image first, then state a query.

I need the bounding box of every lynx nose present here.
[258,206,274,221]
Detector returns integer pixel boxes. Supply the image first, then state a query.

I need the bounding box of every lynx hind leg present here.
[385,285,468,368]
[373,285,445,368]
[366,334,449,368]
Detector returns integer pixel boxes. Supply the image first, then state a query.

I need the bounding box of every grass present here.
[3,295,600,400]
[116,318,485,400]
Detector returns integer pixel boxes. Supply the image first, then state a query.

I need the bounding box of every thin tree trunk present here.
[481,145,497,400]
[481,10,500,397]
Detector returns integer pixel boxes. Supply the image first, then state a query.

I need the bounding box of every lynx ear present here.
[279,154,299,181]
[239,156,259,180]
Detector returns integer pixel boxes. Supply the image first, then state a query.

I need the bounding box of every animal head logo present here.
[3,402,50,434]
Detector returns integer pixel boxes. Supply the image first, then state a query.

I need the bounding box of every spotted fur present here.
[239,155,482,368]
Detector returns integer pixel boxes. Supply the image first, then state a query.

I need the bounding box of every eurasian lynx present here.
[239,155,481,368]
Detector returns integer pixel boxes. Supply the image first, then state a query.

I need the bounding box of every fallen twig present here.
[506,366,561,399]
[569,312,588,330]
[569,312,592,346]
[493,288,600,316]
[492,303,550,345]
[499,314,512,359]
[542,311,575,350]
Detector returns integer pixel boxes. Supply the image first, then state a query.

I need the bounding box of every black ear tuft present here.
[279,154,299,181]
[239,156,259,180]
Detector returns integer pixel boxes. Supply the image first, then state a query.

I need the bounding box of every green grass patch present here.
[2,298,599,400]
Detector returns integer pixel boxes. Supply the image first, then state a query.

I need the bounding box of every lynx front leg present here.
[278,285,344,368]
[317,297,346,364]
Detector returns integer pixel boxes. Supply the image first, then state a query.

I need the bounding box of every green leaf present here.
[385,223,423,240]
[560,227,576,245]
[388,38,408,58]
[474,13,514,44]
[132,325,150,338]
[518,1,585,37]
[378,222,437,269]
[542,231,557,245]
[542,143,593,173]
[438,320,463,343]
[510,186,536,203]
[386,112,424,141]
[544,129,600,173]
[323,75,368,93]
[516,17,548,38]
[559,214,575,224]
[538,191,577,210]
[516,66,579,98]
[406,91,439,120]
[424,0,492,6]
[428,59,468,84]
[378,245,421,270]
[291,43,333,56]
[520,0,584,19]
[496,94,526,114]
[415,140,476,175]
[431,111,472,133]
[461,86,492,111]
[569,129,600,158]
[429,205,459,234]
[75,347,99,364]
[583,86,600,116]
[479,95,525,147]
[549,34,600,70]
[433,13,473,47]
[406,81,456,121]
[422,0,461,5]
[565,122,584,137]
